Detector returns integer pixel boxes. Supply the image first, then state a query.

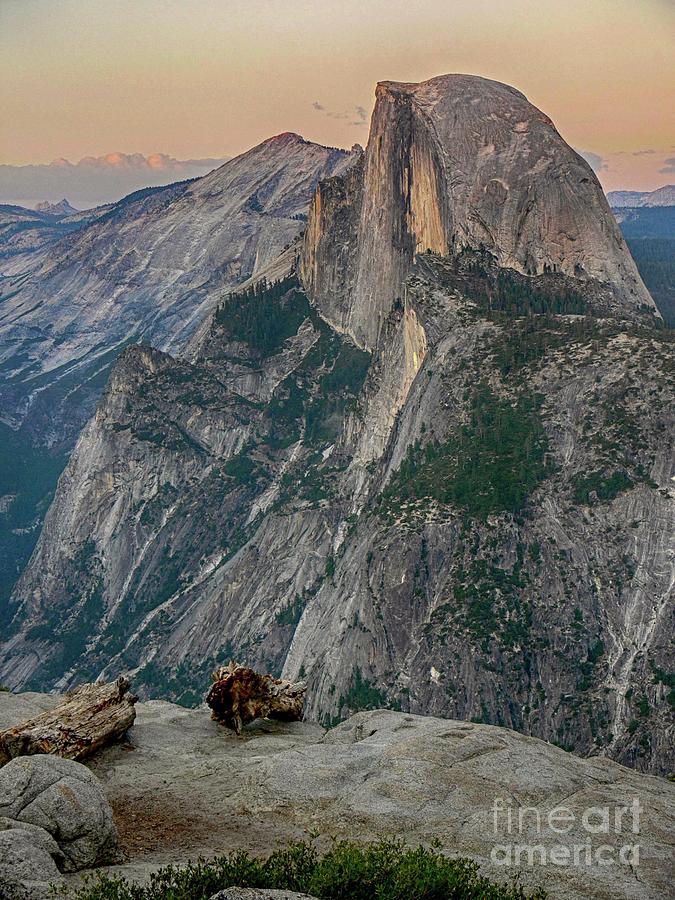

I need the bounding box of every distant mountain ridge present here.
[0,200,109,262]
[608,184,675,208]
[611,198,675,328]
[34,198,79,217]
[0,152,230,208]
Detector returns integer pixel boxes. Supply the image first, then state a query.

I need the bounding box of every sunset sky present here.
[1,0,674,191]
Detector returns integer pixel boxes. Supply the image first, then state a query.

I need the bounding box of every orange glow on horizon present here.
[1,0,673,191]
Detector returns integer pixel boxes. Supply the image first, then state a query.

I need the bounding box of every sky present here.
[1,0,674,192]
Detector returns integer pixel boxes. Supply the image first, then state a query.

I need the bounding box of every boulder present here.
[0,816,65,862]
[0,754,118,871]
[0,822,65,899]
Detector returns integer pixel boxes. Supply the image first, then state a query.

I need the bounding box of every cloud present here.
[576,149,608,173]
[0,152,229,208]
[312,101,369,127]
[658,156,675,174]
[64,152,227,172]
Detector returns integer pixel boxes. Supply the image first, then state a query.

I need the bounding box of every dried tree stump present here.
[206,661,305,734]
[0,677,137,767]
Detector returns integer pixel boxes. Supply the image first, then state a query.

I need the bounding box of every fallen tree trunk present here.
[207,662,305,734]
[0,677,137,767]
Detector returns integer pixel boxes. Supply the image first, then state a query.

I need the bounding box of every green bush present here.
[449,558,530,652]
[342,667,390,712]
[63,839,545,899]
[650,663,675,711]
[223,450,267,486]
[382,383,551,520]
[485,268,587,317]
[275,594,305,627]
[571,470,633,505]
[214,275,311,356]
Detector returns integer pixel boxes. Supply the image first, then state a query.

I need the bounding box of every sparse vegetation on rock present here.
[62,839,546,900]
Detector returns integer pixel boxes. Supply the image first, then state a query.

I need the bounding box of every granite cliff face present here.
[0,134,354,448]
[0,136,354,611]
[2,76,672,776]
[301,75,656,348]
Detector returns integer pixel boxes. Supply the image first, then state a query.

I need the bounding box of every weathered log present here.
[0,677,137,767]
[206,661,305,734]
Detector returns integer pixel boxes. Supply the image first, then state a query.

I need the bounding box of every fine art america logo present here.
[491,797,641,867]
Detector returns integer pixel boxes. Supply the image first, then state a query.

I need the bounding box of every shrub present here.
[223,451,265,485]
[275,594,305,627]
[571,470,633,505]
[64,839,546,899]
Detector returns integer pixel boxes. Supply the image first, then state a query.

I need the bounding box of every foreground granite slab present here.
[1,694,672,899]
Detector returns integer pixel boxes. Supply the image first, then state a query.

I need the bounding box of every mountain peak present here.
[34,198,78,216]
[376,72,529,104]
[264,132,307,146]
[302,72,656,347]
